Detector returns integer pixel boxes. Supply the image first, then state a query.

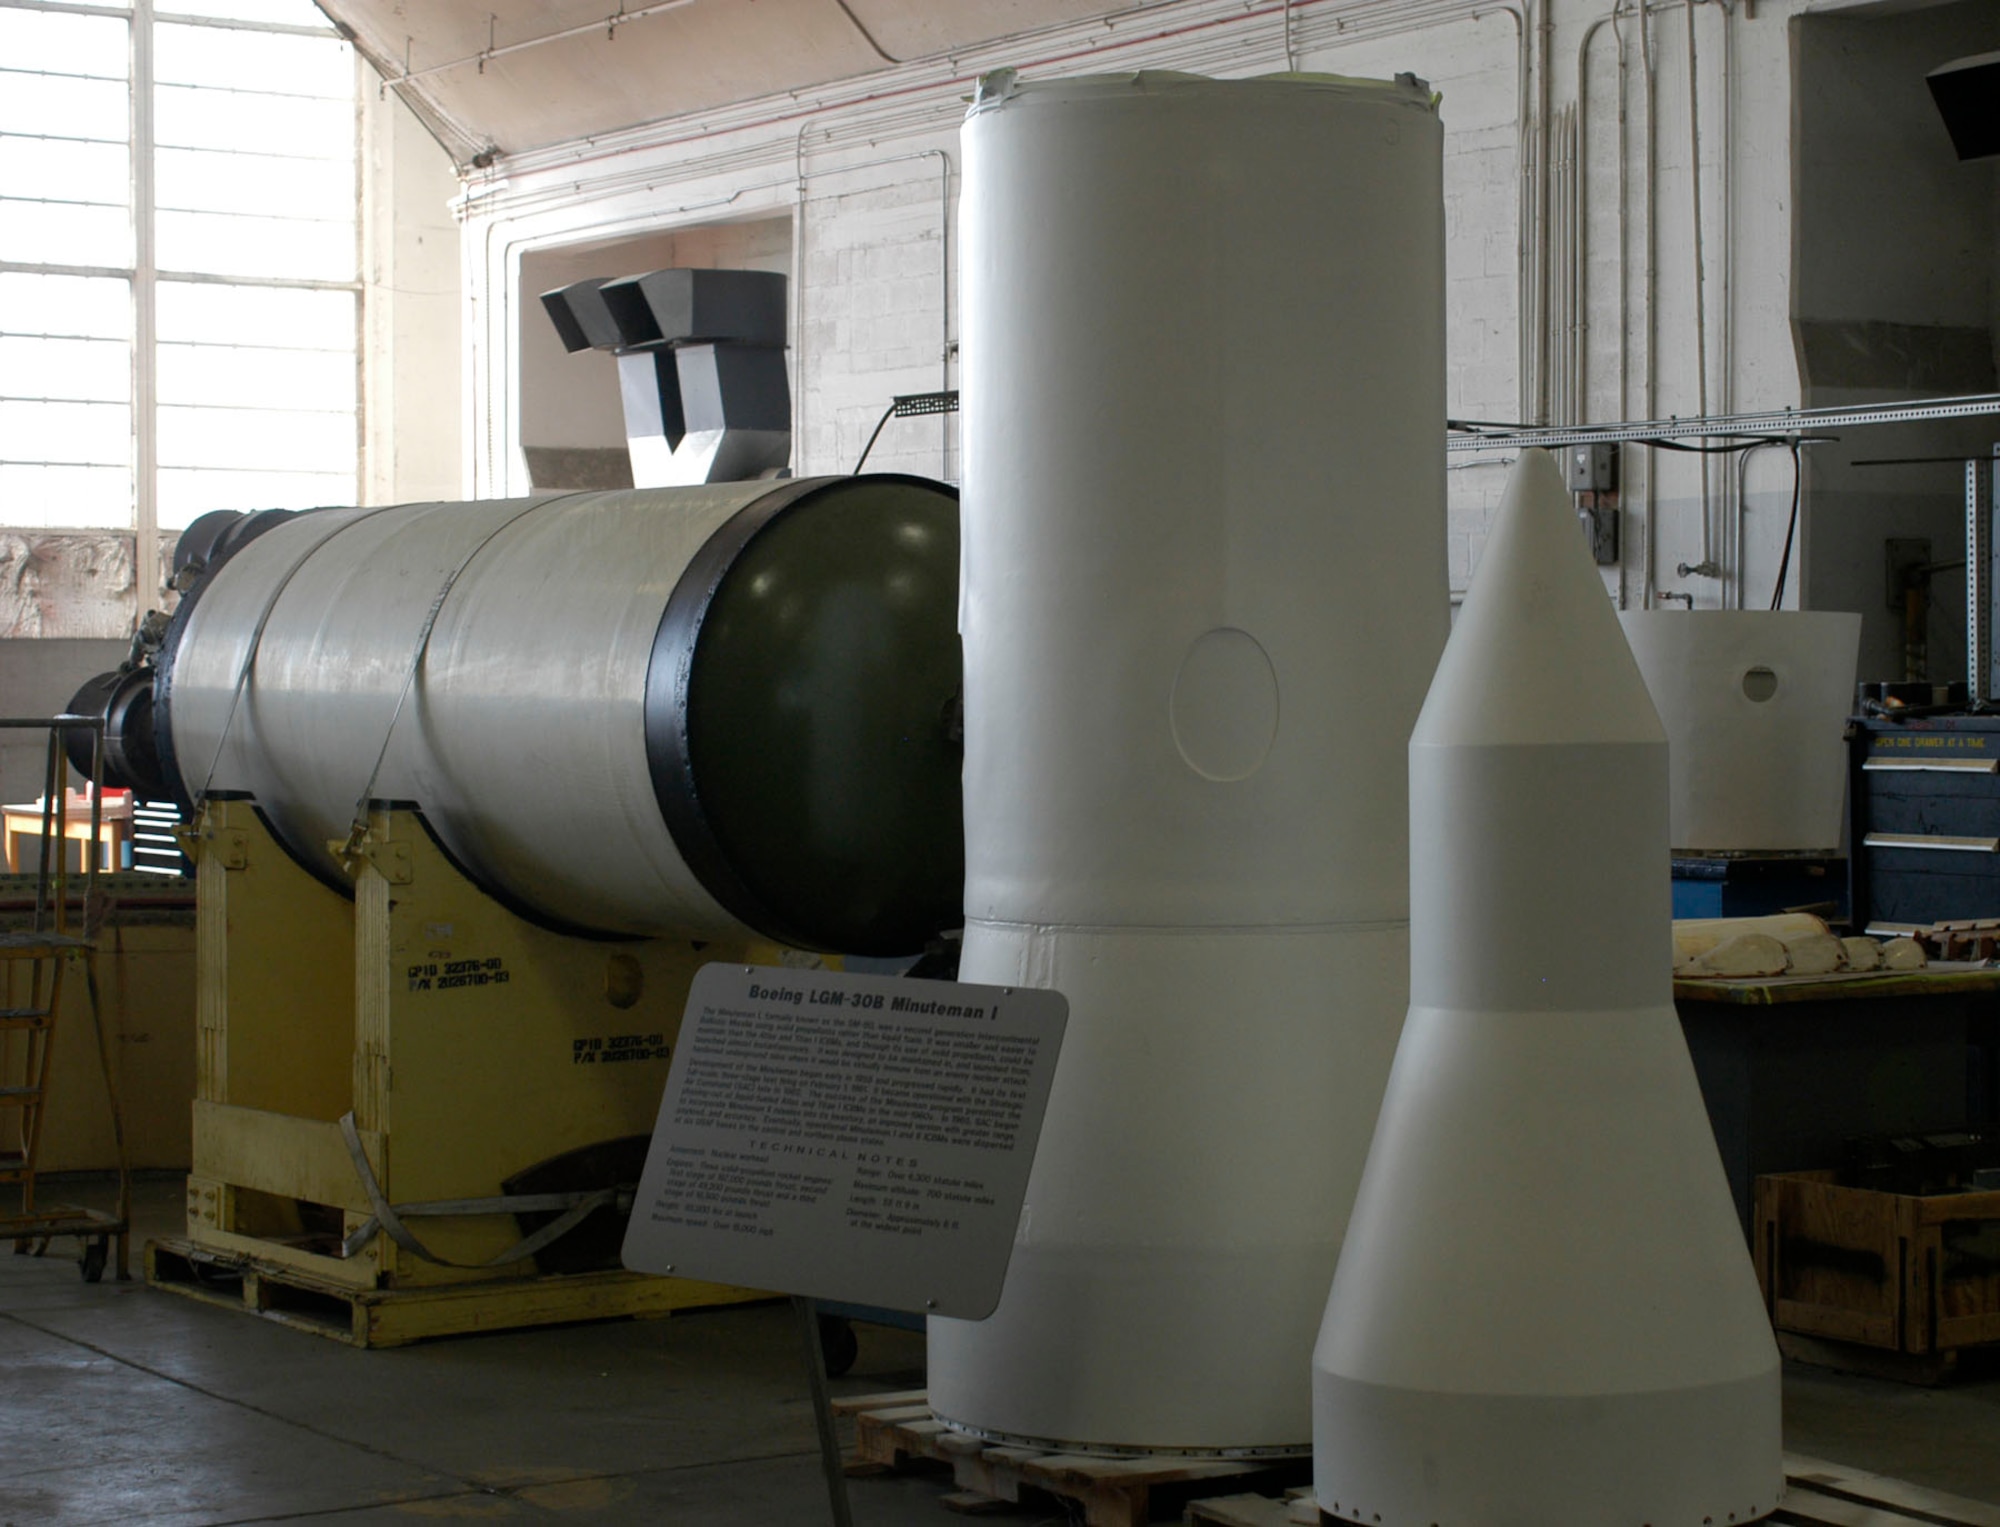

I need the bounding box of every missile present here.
[1310,449,1782,1525]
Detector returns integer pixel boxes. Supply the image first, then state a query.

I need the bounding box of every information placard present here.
[621,964,1067,1320]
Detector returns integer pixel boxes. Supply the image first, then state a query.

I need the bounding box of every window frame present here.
[0,0,361,612]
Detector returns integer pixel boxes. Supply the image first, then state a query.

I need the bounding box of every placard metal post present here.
[792,1294,856,1527]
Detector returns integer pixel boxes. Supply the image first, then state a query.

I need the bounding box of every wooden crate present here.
[1754,1169,2000,1366]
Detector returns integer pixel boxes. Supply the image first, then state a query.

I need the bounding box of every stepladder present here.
[0,714,131,1282]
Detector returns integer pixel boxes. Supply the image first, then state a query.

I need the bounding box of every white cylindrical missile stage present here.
[98,478,965,954]
[1311,450,1782,1524]
[928,70,1449,1452]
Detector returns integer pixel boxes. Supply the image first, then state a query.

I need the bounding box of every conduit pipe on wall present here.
[1573,3,1630,427]
[1611,0,1631,430]
[1278,0,1736,622]
[1517,1,1542,425]
[1537,0,1554,423]
[1685,0,1716,580]
[1505,0,1550,426]
[1549,103,1578,427]
[1640,0,1658,607]
[1720,0,1740,606]
[1620,0,1736,605]
[1574,0,1669,606]
[1600,0,1638,605]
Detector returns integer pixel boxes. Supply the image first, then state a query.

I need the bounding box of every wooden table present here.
[1675,964,2000,1240]
[2,800,132,873]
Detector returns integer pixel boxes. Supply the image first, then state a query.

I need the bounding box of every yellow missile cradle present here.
[150,798,769,1346]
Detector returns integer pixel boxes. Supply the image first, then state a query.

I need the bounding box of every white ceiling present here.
[321,0,1136,166]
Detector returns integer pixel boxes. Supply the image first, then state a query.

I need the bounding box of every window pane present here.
[0,274,131,341]
[0,11,360,540]
[0,400,131,466]
[157,281,352,349]
[157,146,351,220]
[164,341,356,411]
[155,25,351,98]
[159,0,332,29]
[0,199,132,266]
[156,209,352,280]
[0,74,129,142]
[0,10,130,81]
[0,337,130,403]
[159,467,351,529]
[156,84,350,155]
[0,464,133,530]
[159,403,351,473]
[0,136,130,206]
[159,341,352,411]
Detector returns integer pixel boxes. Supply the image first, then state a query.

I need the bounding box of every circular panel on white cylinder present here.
[1170,627,1279,781]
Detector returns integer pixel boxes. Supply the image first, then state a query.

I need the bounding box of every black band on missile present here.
[646,477,825,948]
[644,473,965,957]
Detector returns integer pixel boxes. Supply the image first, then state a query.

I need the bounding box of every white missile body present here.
[1311,450,1782,1524]
[929,70,1448,1452]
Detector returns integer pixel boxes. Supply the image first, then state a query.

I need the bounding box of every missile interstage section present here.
[83,475,965,957]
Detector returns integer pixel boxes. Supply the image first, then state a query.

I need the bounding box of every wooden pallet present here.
[1778,1454,2000,1527]
[835,1392,1310,1527]
[146,1236,760,1348]
[838,1395,2000,1527]
[1777,1330,1968,1387]
[1184,1456,2000,1527]
[1185,1488,1315,1525]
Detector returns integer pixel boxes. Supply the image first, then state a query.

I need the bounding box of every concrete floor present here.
[5,1175,2000,1526]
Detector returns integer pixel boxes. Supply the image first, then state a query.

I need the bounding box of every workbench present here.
[1675,964,2000,1241]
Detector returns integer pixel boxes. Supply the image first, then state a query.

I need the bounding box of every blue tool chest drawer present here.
[1850,714,2000,930]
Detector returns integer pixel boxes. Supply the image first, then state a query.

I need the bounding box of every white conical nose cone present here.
[1310,449,1783,1526]
[1417,446,1662,752]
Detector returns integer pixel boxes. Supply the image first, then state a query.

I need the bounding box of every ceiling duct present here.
[541,269,791,486]
[1927,50,2000,161]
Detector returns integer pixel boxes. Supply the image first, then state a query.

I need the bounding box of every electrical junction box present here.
[1564,441,1619,493]
[1578,502,1620,566]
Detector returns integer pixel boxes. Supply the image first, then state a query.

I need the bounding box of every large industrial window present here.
[0,0,357,559]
